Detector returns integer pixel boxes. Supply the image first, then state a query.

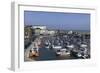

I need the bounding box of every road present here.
[24,42,35,61]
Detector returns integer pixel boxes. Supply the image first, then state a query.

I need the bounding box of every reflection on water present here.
[35,48,57,61]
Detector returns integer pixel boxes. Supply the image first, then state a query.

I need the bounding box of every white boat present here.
[60,48,67,51]
[80,44,87,48]
[45,46,49,48]
[77,53,82,57]
[56,48,70,56]
[67,45,74,48]
[53,45,62,50]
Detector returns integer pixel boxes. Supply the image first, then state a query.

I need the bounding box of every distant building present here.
[25,25,56,36]
[68,31,73,34]
[32,25,47,35]
[47,30,55,35]
[24,26,33,40]
[24,25,33,48]
[32,25,46,30]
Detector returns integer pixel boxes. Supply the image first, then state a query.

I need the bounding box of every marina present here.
[24,27,90,61]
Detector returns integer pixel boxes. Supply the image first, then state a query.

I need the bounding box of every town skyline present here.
[24,11,90,31]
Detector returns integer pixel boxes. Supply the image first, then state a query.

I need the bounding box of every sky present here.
[24,11,90,31]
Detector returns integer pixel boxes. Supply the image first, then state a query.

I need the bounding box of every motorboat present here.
[56,48,70,56]
[80,44,87,48]
[67,45,74,48]
[53,45,62,50]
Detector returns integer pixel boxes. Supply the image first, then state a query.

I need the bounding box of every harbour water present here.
[32,48,78,61]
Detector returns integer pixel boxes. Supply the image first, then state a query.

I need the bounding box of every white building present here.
[32,25,46,30]
[68,31,73,34]
[32,25,55,35]
[32,25,47,35]
[47,30,55,35]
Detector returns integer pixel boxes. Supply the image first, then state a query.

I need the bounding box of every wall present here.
[0,0,100,73]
